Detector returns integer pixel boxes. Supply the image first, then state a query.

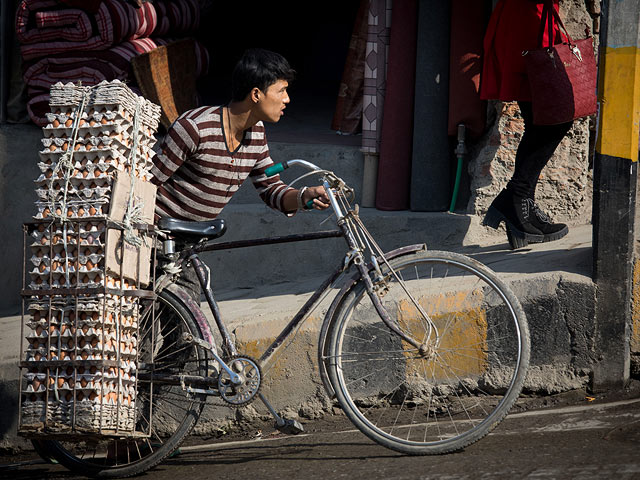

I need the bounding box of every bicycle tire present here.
[37,286,210,478]
[325,250,530,455]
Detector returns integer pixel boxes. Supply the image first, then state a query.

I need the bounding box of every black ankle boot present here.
[525,199,569,242]
[482,189,544,249]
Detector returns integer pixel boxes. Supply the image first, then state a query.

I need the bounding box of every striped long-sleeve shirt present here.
[150,106,293,221]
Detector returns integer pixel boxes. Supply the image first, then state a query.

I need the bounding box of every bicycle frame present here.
[156,159,436,397]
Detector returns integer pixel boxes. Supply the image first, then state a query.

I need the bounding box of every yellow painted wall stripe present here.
[596,46,640,162]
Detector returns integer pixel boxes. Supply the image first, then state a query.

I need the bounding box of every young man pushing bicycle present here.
[149,48,330,300]
[150,48,330,222]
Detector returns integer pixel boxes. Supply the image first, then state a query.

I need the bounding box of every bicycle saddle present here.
[157,217,227,239]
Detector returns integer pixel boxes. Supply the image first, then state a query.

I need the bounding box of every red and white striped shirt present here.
[150,105,293,221]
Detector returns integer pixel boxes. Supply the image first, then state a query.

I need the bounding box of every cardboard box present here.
[105,172,156,286]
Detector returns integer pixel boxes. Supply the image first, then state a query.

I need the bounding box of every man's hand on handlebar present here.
[303,186,330,210]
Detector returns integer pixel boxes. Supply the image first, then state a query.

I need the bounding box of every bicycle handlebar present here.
[265,160,326,209]
[265,162,287,177]
[265,159,322,178]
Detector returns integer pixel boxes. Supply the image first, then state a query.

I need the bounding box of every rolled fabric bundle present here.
[24,38,159,125]
[16,0,157,60]
[153,0,200,37]
[133,1,158,39]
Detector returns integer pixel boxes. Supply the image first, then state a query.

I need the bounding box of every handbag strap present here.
[536,0,573,48]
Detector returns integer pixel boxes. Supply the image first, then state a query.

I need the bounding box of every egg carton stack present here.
[19,80,160,437]
[21,297,139,433]
[35,80,159,222]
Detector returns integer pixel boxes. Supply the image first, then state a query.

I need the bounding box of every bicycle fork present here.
[339,214,440,356]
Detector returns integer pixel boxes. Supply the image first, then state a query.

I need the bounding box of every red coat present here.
[480,0,565,101]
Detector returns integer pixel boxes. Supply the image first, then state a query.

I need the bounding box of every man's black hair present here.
[231,48,296,102]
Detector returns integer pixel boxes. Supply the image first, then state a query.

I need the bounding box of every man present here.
[150,48,329,222]
[150,49,329,300]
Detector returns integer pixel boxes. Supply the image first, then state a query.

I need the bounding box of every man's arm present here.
[150,116,199,186]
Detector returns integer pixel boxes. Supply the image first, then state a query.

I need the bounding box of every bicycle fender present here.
[165,283,217,348]
[317,243,427,398]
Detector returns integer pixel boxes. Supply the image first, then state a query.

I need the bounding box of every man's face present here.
[257,79,290,123]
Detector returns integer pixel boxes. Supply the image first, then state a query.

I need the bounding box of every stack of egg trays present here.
[18,80,160,437]
[34,84,159,222]
[19,218,151,436]
[19,289,140,435]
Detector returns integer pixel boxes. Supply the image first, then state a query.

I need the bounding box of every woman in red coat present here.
[480,0,572,249]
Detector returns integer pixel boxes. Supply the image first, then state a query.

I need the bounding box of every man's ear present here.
[250,87,261,104]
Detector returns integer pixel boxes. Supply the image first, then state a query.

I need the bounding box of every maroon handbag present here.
[523,1,597,125]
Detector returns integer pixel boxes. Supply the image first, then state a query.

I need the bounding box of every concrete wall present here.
[0,123,42,315]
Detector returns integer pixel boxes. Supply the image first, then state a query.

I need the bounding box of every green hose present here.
[449,124,467,213]
[449,155,463,212]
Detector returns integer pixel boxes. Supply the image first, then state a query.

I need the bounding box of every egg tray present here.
[30,246,105,276]
[33,200,111,221]
[24,328,138,362]
[35,184,112,205]
[30,219,107,247]
[43,113,157,144]
[33,164,152,213]
[20,399,137,434]
[25,297,141,338]
[23,366,136,399]
[37,149,154,178]
[48,80,161,132]
[28,266,149,291]
[36,153,150,179]
[39,134,155,165]
[26,301,139,330]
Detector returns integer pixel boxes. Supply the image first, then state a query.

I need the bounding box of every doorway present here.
[196,1,361,145]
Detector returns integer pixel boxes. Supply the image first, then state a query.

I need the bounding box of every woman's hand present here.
[302,185,330,210]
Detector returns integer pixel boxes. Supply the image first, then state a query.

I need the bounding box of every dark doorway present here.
[196,1,360,144]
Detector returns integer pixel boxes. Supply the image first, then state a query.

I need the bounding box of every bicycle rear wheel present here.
[37,286,209,478]
[325,250,530,455]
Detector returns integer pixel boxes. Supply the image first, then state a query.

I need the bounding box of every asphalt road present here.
[3,390,640,480]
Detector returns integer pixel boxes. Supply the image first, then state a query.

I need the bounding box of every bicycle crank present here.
[218,355,261,406]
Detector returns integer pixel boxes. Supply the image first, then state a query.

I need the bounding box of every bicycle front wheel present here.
[37,286,209,478]
[326,250,530,455]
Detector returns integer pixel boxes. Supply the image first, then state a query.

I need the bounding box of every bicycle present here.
[29,159,531,477]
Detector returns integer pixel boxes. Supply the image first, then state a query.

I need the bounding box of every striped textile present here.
[150,106,294,221]
[25,38,159,126]
[153,0,200,37]
[16,0,157,60]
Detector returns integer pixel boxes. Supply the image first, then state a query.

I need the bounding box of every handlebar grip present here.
[265,162,287,177]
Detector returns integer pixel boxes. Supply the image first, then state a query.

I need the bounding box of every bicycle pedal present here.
[275,418,305,435]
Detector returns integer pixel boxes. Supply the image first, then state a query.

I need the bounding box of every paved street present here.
[2,388,640,480]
